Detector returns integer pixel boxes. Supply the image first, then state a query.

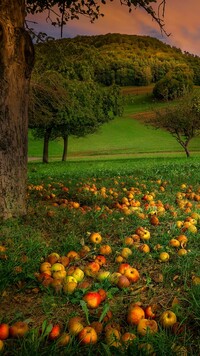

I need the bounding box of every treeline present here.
[34,33,200,87]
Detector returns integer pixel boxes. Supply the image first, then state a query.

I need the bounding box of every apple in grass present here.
[137,319,158,336]
[78,326,98,345]
[58,256,70,268]
[127,305,145,326]
[121,332,137,344]
[97,270,110,281]
[99,244,112,255]
[135,227,151,241]
[109,272,122,285]
[57,332,71,346]
[159,252,170,262]
[83,291,101,309]
[40,262,52,273]
[98,288,107,302]
[51,263,65,273]
[144,305,156,319]
[118,263,131,275]
[9,321,29,338]
[124,267,140,283]
[0,323,9,340]
[89,232,102,244]
[52,270,67,280]
[48,324,61,340]
[94,255,106,266]
[160,310,177,328]
[72,267,84,282]
[68,317,84,335]
[105,328,121,348]
[63,276,77,294]
[47,252,60,265]
[121,247,132,259]
[66,250,80,261]
[117,275,130,289]
[84,261,100,277]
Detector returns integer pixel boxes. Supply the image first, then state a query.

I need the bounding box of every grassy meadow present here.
[28,87,200,161]
[1,87,200,355]
[0,157,200,355]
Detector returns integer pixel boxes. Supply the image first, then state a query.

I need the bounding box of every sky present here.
[27,0,200,56]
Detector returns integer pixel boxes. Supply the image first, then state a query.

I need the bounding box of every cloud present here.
[27,0,200,56]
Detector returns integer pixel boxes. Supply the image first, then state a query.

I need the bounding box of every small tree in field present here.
[147,94,200,157]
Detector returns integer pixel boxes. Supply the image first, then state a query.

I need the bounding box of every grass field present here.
[0,157,200,355]
[28,88,200,161]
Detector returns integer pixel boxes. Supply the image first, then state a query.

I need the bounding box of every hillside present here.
[34,33,200,86]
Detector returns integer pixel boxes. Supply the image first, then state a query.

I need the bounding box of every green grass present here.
[28,90,200,161]
[1,157,200,355]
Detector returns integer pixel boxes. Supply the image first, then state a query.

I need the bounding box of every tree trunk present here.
[43,128,52,163]
[184,145,190,158]
[62,135,68,161]
[0,1,34,219]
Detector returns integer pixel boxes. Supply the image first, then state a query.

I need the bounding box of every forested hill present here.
[34,33,200,86]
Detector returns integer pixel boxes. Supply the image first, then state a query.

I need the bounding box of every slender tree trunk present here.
[43,128,52,163]
[184,145,190,158]
[0,1,34,219]
[62,135,68,161]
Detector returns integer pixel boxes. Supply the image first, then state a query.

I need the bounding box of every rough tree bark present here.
[0,1,34,218]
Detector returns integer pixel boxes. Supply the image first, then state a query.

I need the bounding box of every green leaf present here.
[80,300,90,324]
[98,303,110,323]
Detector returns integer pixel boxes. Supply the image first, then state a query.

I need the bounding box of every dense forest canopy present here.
[34,33,200,87]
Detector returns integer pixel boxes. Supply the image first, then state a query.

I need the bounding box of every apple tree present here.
[146,93,200,157]
[0,0,167,218]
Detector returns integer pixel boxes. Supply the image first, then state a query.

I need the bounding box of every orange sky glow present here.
[27,0,200,56]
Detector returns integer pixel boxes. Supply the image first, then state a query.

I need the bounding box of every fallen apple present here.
[160,310,177,328]
[78,326,98,345]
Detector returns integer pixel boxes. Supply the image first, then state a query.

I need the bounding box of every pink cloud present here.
[27,0,200,56]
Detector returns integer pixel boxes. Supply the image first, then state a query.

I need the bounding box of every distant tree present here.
[29,74,123,163]
[29,70,69,163]
[147,93,200,157]
[153,64,193,101]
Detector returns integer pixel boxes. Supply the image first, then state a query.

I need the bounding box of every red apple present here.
[83,291,101,309]
[49,324,61,340]
[0,323,9,340]
[78,326,97,344]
